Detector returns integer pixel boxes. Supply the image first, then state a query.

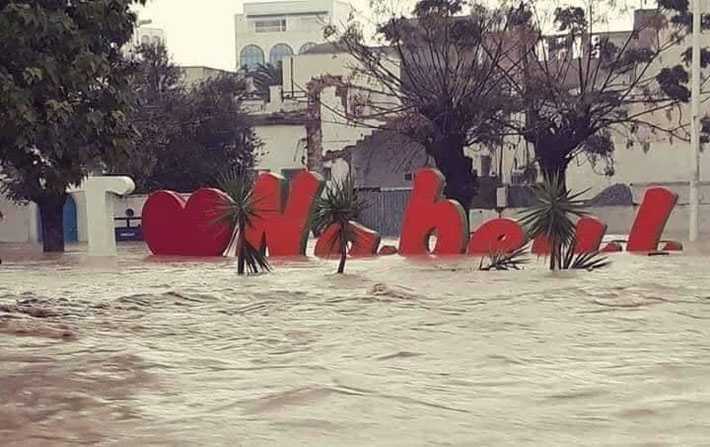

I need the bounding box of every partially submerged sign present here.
[142,168,680,258]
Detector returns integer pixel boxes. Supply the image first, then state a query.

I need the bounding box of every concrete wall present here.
[179,66,230,90]
[350,131,429,189]
[320,87,371,153]
[0,197,36,243]
[253,123,307,173]
[1,194,82,243]
[282,52,357,96]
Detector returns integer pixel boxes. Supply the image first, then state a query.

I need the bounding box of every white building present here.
[124,21,166,55]
[235,0,351,71]
[179,66,234,90]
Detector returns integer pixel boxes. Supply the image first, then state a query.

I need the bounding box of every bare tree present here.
[493,0,710,184]
[326,0,522,215]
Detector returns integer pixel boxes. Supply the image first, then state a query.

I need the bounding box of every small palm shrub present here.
[312,175,367,273]
[214,169,271,275]
[479,247,529,271]
[519,175,609,271]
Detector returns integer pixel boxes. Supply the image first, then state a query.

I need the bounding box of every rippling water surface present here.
[2,242,710,446]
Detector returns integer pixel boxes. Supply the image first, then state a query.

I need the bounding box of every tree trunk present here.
[337,223,347,274]
[432,146,478,220]
[532,138,570,189]
[305,91,323,175]
[37,194,67,253]
[539,159,568,187]
[237,221,246,275]
[537,154,569,271]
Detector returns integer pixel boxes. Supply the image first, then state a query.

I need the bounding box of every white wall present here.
[320,86,371,152]
[73,192,87,242]
[282,52,358,95]
[253,124,308,173]
[0,197,36,243]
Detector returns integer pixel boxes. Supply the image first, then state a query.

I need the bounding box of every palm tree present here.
[251,63,282,101]
[519,175,609,271]
[313,175,367,274]
[214,169,270,275]
[479,247,529,271]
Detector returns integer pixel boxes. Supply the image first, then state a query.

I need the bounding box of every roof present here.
[301,42,345,55]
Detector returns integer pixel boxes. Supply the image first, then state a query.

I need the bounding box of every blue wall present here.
[37,195,78,243]
[63,195,78,243]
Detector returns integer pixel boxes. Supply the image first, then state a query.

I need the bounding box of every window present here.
[240,44,265,70]
[323,167,332,181]
[254,18,287,33]
[140,35,150,45]
[299,42,317,54]
[404,173,413,181]
[269,43,294,66]
[152,36,162,46]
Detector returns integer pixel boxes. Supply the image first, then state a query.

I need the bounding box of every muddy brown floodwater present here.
[1,242,710,446]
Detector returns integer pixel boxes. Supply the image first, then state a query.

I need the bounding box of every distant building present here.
[124,20,166,55]
[178,66,234,90]
[234,0,352,72]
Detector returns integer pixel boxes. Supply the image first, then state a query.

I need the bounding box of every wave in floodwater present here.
[2,243,710,446]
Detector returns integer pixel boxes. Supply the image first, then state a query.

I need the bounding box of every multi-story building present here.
[124,20,166,55]
[234,0,351,71]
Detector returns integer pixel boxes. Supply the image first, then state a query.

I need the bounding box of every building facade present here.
[124,21,166,55]
[178,66,233,90]
[234,0,351,71]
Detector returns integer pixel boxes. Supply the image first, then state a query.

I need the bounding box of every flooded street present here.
[2,243,710,446]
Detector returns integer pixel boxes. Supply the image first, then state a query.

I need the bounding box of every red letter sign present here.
[467,218,526,254]
[627,187,678,252]
[531,216,607,255]
[143,188,233,256]
[314,221,381,258]
[398,169,468,256]
[246,171,324,256]
[574,217,607,253]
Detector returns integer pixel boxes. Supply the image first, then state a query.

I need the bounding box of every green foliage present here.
[0,0,146,251]
[313,175,368,273]
[313,175,366,232]
[214,169,270,275]
[479,247,529,271]
[107,43,260,193]
[519,175,609,271]
[250,63,282,101]
[561,247,610,271]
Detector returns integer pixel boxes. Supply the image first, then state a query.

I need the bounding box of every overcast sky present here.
[135,0,642,71]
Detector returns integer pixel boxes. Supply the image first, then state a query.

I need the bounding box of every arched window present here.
[269,43,293,66]
[140,35,150,45]
[240,45,265,70]
[152,36,162,46]
[299,42,317,54]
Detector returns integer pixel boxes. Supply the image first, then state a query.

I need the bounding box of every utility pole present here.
[689,0,701,242]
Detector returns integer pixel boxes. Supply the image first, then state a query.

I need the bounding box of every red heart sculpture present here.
[142,188,234,256]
